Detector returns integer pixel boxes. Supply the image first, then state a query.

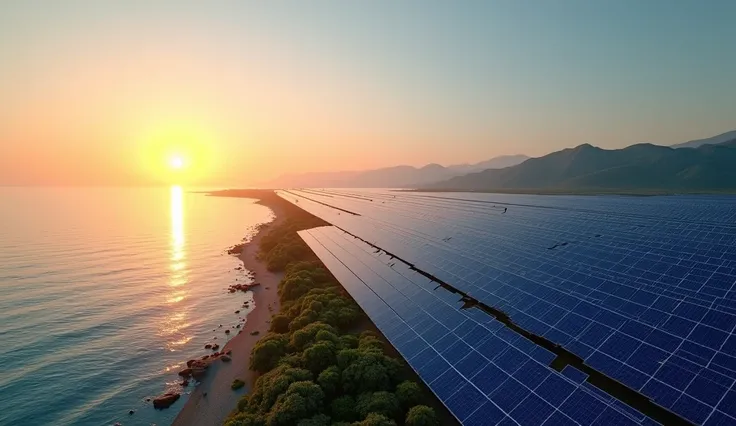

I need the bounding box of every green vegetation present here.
[225,202,447,425]
[232,379,246,390]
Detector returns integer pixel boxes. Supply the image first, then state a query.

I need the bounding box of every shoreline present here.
[172,193,285,426]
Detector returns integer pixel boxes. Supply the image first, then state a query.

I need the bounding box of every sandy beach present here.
[172,196,284,426]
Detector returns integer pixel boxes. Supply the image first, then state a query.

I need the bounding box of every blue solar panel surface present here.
[287,189,736,425]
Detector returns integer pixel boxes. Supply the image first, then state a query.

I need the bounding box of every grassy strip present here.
[225,197,451,426]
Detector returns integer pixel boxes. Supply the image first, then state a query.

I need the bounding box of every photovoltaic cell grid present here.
[299,226,648,425]
[281,189,736,425]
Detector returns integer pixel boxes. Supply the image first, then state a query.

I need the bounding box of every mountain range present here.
[423,137,736,193]
[670,130,736,149]
[264,154,529,188]
[264,130,736,192]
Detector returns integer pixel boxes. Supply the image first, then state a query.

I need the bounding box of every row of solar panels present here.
[282,189,736,425]
[306,188,736,224]
[300,226,657,425]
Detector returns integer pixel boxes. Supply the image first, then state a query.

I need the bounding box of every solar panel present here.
[289,189,736,425]
[300,226,643,425]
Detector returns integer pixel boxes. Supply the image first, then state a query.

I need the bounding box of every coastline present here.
[172,193,285,426]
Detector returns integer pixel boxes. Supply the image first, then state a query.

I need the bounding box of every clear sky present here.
[1,1,734,186]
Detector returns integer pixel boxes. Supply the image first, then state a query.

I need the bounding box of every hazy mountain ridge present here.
[671,130,736,149]
[423,138,736,192]
[264,154,529,188]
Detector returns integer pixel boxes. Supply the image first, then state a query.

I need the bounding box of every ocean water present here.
[0,187,273,426]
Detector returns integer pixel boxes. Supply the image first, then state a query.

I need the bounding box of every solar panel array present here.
[284,189,736,426]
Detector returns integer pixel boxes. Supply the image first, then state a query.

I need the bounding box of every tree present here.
[290,322,337,351]
[358,335,384,352]
[341,351,400,394]
[279,272,316,302]
[297,413,331,426]
[247,366,312,414]
[315,329,339,344]
[267,381,324,426]
[395,381,423,409]
[331,395,359,423]
[250,333,289,373]
[225,413,266,426]
[353,413,397,426]
[317,366,340,397]
[302,341,337,374]
[269,315,291,334]
[356,391,400,420]
[405,406,439,426]
[339,334,359,350]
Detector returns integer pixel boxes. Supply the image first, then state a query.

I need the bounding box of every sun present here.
[169,156,185,170]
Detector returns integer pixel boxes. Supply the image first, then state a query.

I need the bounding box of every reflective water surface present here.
[0,187,272,425]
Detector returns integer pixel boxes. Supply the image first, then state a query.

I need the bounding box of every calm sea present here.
[0,187,272,426]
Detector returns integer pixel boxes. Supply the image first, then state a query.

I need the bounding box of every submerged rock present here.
[221,355,232,362]
[225,329,230,334]
[211,343,220,350]
[153,392,180,409]
[204,343,212,349]
[177,368,192,377]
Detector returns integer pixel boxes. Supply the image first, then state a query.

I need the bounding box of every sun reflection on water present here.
[164,185,189,351]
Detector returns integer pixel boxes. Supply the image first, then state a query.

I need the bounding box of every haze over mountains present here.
[670,130,736,149]
[264,154,529,188]
[266,130,736,193]
[424,136,736,193]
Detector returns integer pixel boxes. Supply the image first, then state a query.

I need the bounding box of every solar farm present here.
[279,189,736,426]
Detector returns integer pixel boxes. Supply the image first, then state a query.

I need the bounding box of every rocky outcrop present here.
[226,244,245,255]
[228,282,261,293]
[153,392,180,409]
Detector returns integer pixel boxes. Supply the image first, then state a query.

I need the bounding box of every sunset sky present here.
[1,1,734,186]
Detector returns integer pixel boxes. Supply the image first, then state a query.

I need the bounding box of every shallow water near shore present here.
[0,187,273,426]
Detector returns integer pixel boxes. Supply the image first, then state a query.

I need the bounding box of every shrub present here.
[297,413,331,426]
[395,381,423,409]
[316,366,340,397]
[356,391,400,419]
[354,413,397,426]
[405,405,439,426]
[302,341,337,374]
[330,395,358,423]
[246,366,313,414]
[225,413,266,426]
[269,315,291,333]
[267,381,324,426]
[250,333,289,373]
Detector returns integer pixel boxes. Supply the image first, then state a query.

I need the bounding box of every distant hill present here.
[423,139,736,193]
[671,130,736,149]
[263,154,529,188]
